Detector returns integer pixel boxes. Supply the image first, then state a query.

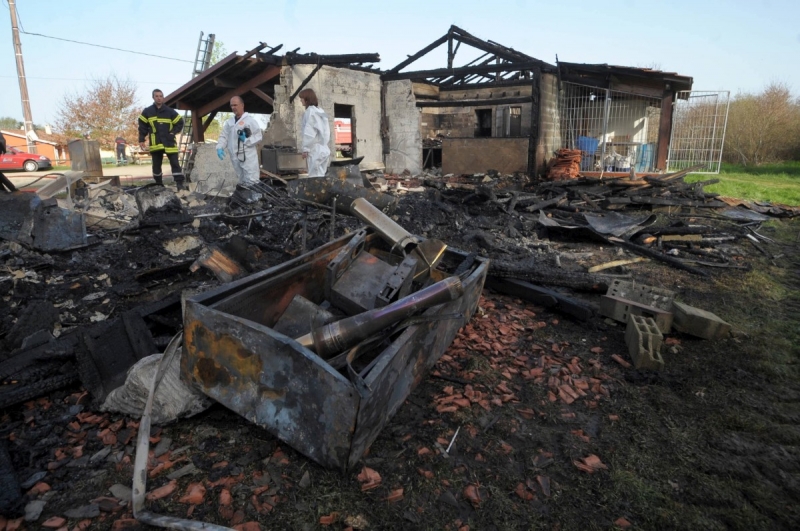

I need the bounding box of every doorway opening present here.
[475,109,492,137]
[334,104,355,158]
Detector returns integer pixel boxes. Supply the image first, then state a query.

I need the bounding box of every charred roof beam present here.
[449,25,539,64]
[383,61,547,82]
[387,34,449,74]
[274,52,381,66]
[255,44,284,59]
[196,65,281,116]
[416,95,532,108]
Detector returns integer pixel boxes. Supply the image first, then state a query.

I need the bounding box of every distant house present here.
[0,129,69,162]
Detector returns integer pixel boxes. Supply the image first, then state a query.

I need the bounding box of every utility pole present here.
[8,0,37,153]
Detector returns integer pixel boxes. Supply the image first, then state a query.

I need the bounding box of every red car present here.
[0,147,53,172]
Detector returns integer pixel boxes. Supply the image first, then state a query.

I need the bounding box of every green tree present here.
[0,116,23,130]
[210,41,228,66]
[52,75,140,149]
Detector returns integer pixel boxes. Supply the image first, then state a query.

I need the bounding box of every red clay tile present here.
[463,484,482,507]
[319,512,339,526]
[611,354,632,369]
[145,480,177,501]
[514,482,534,501]
[178,482,206,505]
[42,516,67,528]
[385,488,404,503]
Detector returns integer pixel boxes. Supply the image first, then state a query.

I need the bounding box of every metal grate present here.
[667,91,730,174]
[552,82,663,173]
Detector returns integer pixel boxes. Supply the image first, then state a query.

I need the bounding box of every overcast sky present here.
[1,0,797,127]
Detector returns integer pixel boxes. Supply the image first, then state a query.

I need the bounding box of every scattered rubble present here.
[0,162,796,528]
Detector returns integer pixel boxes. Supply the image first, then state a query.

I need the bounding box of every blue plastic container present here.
[576,136,599,171]
[576,136,599,154]
[635,143,655,172]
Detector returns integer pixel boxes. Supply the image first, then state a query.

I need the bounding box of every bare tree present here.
[724,82,800,165]
[52,75,140,149]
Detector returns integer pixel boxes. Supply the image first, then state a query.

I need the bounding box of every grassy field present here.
[686,161,800,206]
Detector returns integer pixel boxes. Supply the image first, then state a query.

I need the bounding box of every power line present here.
[19,30,193,63]
[0,75,182,84]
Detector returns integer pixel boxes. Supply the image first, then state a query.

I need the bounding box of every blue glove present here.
[238,131,247,143]
[217,148,225,160]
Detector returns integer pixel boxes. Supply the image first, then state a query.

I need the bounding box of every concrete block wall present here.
[191,143,239,195]
[262,65,383,170]
[384,80,422,175]
[538,73,561,171]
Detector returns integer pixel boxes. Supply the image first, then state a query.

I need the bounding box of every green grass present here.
[685,161,800,206]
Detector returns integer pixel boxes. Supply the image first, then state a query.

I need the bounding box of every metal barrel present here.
[296,276,464,358]
[350,197,418,253]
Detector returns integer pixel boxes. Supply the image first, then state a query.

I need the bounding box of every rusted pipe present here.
[296,276,464,358]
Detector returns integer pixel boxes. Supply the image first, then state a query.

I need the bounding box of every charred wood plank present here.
[522,193,567,212]
[606,236,710,277]
[489,259,608,292]
[0,372,79,410]
[485,276,595,321]
[386,34,449,74]
[629,196,728,208]
[416,95,532,108]
[0,439,22,515]
[282,52,381,65]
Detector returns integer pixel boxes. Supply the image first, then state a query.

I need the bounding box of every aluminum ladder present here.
[179,32,216,180]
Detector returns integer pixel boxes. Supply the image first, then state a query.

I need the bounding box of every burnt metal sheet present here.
[30,201,88,251]
[272,294,336,338]
[182,231,487,470]
[583,212,657,238]
[0,194,88,251]
[183,301,360,470]
[347,257,487,469]
[331,251,394,315]
[0,193,35,244]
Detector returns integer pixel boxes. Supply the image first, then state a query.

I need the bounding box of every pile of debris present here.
[0,159,795,526]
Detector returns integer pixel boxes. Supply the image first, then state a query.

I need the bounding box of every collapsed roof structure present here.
[165,26,726,181]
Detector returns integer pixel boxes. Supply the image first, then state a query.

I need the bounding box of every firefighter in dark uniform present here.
[138,88,185,189]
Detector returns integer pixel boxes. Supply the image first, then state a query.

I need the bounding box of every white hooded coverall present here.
[301,105,331,177]
[219,112,263,186]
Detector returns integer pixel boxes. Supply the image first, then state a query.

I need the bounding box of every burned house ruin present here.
[165,25,729,183]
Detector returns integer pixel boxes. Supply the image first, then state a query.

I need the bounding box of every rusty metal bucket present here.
[181,231,487,470]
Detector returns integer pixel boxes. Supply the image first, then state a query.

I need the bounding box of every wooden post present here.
[191,109,204,143]
[655,88,674,171]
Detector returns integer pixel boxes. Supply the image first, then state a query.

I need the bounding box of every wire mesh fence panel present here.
[667,90,730,174]
[551,82,663,172]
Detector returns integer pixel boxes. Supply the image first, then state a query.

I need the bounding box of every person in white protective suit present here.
[217,96,263,202]
[298,89,331,177]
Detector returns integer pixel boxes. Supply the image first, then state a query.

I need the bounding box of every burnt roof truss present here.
[382,25,554,86]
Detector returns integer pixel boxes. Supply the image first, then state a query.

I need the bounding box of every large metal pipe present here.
[350,197,447,279]
[287,177,397,215]
[296,276,463,358]
[350,197,418,253]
